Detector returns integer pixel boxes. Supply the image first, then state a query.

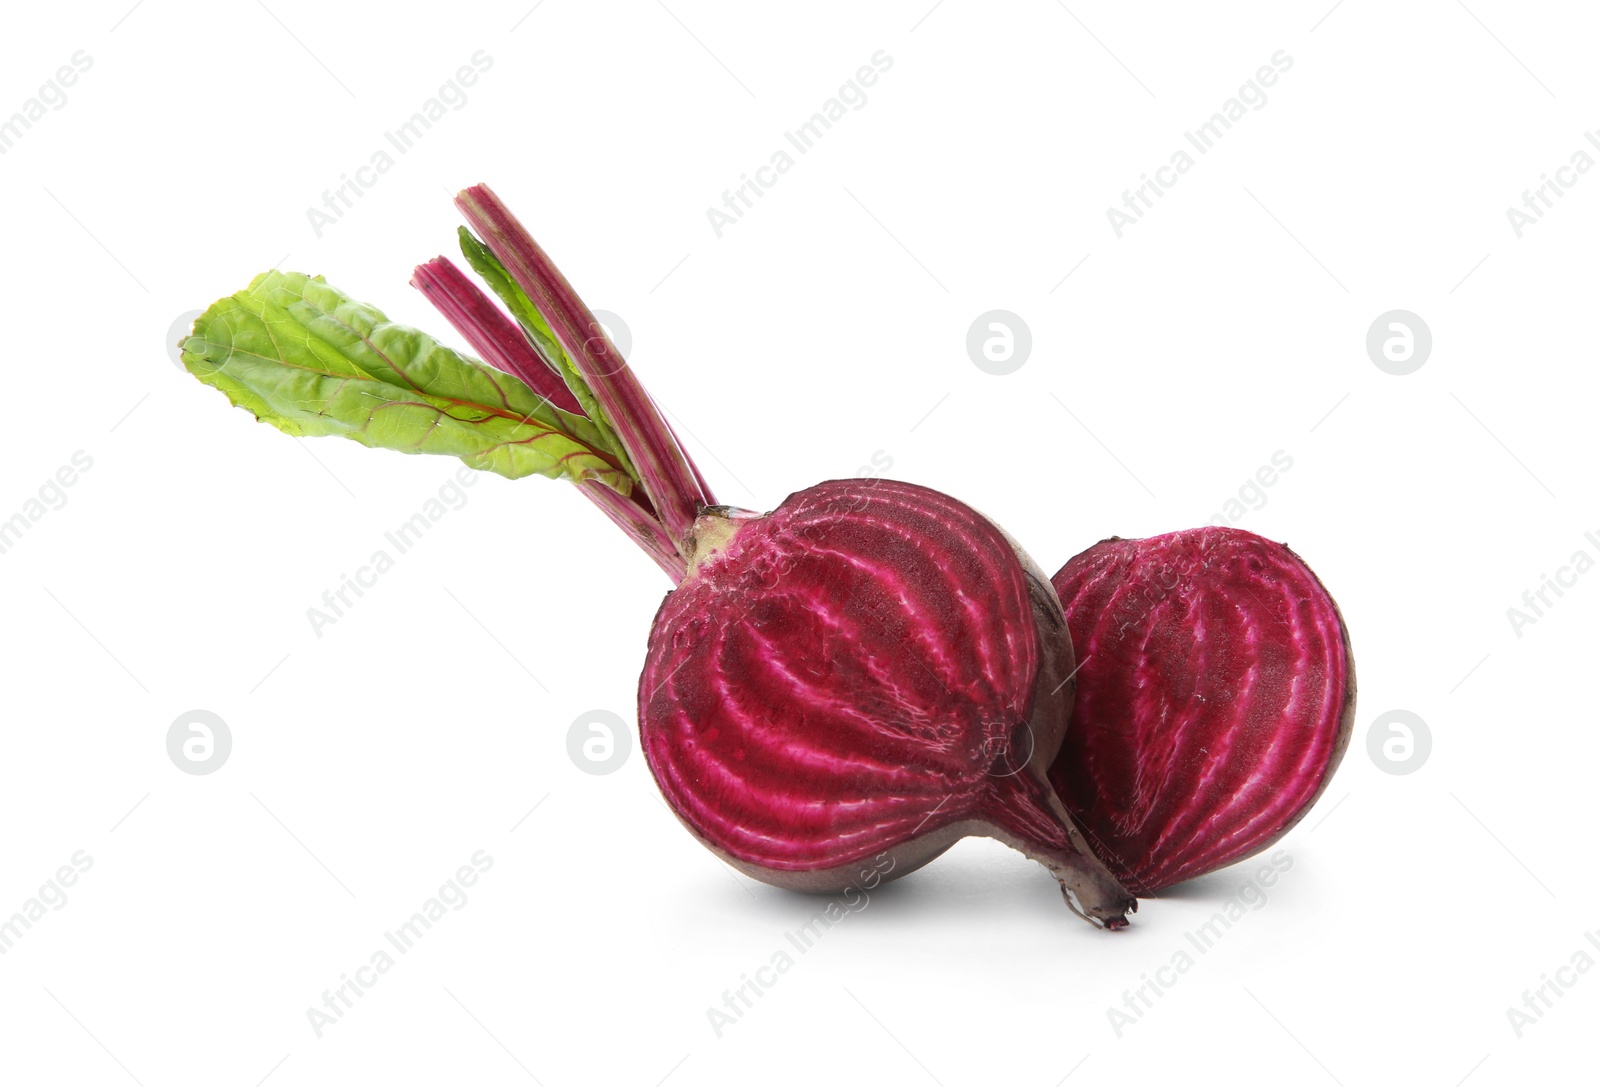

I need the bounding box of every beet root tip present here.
[1053,859,1138,929]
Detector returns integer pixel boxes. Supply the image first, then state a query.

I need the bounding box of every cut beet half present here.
[639,478,1137,927]
[1048,527,1355,894]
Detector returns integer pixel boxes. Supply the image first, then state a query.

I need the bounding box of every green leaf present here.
[458,227,563,363]
[179,270,632,491]
[456,227,615,441]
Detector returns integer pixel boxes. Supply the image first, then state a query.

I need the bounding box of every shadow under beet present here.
[719,837,1270,933]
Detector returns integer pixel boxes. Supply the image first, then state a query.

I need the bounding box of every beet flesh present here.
[639,478,1136,926]
[1048,527,1355,894]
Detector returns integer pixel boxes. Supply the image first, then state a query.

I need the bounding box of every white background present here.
[1,1,1594,1083]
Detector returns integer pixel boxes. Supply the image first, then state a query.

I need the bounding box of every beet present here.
[639,479,1137,927]
[1048,527,1355,894]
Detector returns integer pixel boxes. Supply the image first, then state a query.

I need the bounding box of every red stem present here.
[410,257,585,417]
[580,480,687,583]
[412,254,682,579]
[455,185,713,545]
[658,399,714,508]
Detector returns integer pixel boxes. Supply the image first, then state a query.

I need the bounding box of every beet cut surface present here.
[1048,527,1355,894]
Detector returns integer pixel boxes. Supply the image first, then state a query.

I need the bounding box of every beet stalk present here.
[409,254,685,581]
[1048,527,1356,894]
[455,184,709,546]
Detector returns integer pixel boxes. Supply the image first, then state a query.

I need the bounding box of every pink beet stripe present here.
[638,479,1037,869]
[410,256,585,417]
[455,185,712,544]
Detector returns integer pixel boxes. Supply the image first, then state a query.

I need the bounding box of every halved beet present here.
[1048,527,1355,894]
[639,478,1137,927]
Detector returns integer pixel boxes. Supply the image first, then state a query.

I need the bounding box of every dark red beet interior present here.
[638,479,1043,871]
[1049,527,1354,894]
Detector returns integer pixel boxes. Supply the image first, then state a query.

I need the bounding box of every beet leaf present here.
[180,270,631,490]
